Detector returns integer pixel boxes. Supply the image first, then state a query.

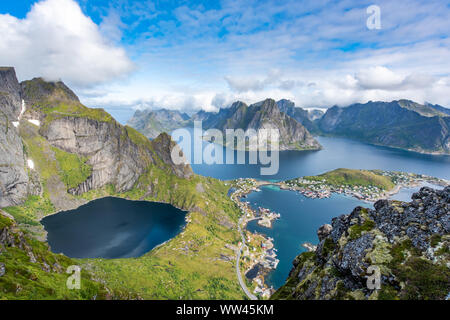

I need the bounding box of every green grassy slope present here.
[0,212,134,300]
[302,168,395,190]
[2,82,246,299]
[82,174,244,299]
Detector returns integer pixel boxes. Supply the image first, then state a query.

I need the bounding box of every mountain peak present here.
[21,77,80,105]
[0,67,21,97]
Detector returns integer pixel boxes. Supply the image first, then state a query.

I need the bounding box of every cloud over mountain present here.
[0,0,134,87]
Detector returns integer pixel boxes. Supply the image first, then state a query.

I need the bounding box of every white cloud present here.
[7,0,447,114]
[0,0,134,87]
[355,66,405,90]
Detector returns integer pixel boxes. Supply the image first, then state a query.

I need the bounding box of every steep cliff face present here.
[19,78,192,196]
[1,69,192,210]
[0,68,31,207]
[273,186,450,300]
[318,101,450,154]
[0,67,22,120]
[199,99,321,151]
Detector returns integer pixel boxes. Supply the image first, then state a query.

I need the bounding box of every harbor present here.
[230,178,281,299]
[279,171,448,202]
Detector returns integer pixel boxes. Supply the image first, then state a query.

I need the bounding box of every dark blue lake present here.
[42,197,187,259]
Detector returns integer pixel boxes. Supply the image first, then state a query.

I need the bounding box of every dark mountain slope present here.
[318,100,450,154]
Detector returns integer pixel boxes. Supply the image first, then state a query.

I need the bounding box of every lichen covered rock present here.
[272,186,450,300]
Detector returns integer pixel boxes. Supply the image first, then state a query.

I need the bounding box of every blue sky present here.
[1,0,449,119]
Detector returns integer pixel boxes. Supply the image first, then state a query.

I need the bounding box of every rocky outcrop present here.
[0,68,31,207]
[317,224,332,241]
[273,186,450,300]
[40,116,151,194]
[0,67,22,120]
[317,100,450,154]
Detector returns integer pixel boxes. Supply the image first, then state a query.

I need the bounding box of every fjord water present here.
[177,129,450,289]
[42,197,187,259]
[244,185,368,289]
[185,135,450,181]
[244,183,444,290]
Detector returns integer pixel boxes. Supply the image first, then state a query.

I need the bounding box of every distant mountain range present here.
[128,98,322,151]
[127,108,191,139]
[194,98,321,150]
[317,99,450,154]
[127,98,450,155]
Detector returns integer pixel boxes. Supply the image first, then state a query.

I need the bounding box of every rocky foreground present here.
[272,186,450,300]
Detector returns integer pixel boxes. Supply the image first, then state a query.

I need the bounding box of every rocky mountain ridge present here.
[317,100,450,154]
[0,67,192,210]
[276,99,320,134]
[272,186,450,300]
[128,98,322,151]
[0,68,31,207]
[202,98,321,150]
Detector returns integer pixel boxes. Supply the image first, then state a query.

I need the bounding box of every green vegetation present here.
[52,146,92,189]
[0,213,133,300]
[6,116,245,299]
[430,234,442,248]
[124,125,154,150]
[348,219,376,240]
[393,257,450,300]
[39,102,114,130]
[322,238,336,256]
[435,245,449,256]
[304,168,395,190]
[1,80,250,299]
[389,239,420,266]
[20,123,57,184]
[0,212,14,229]
[3,196,54,226]
[378,285,399,300]
[22,78,114,126]
[81,172,245,299]
[334,281,351,300]
[3,122,80,224]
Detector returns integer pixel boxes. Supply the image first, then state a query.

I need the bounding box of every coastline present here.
[230,172,449,296]
[230,179,281,298]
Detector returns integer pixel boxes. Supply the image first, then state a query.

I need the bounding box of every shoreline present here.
[230,179,281,298]
[38,194,192,257]
[230,173,449,296]
[273,173,448,203]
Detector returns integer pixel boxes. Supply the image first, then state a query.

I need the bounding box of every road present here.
[236,216,258,300]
